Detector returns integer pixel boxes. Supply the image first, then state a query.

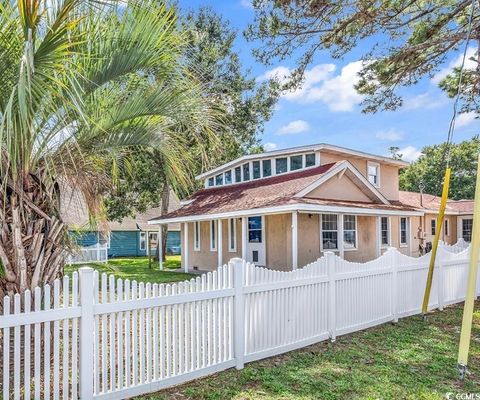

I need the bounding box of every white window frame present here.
[444,219,449,236]
[194,221,201,251]
[461,218,473,242]
[400,217,409,247]
[320,214,339,251]
[139,231,146,251]
[431,218,437,236]
[367,161,380,187]
[228,218,237,252]
[380,216,391,248]
[210,220,217,251]
[343,215,357,251]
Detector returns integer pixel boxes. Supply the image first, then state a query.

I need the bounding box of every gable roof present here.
[151,162,419,223]
[399,191,474,215]
[196,143,409,180]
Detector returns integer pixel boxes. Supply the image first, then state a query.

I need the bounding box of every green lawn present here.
[65,256,197,284]
[139,302,480,400]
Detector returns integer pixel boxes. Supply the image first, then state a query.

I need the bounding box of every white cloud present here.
[263,142,278,151]
[399,146,423,162]
[258,61,365,112]
[432,47,477,84]
[276,120,310,135]
[240,0,253,8]
[456,111,477,128]
[402,92,448,111]
[375,129,404,142]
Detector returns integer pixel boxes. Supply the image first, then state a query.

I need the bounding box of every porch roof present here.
[150,163,422,224]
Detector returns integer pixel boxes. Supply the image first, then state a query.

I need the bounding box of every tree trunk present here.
[161,183,170,262]
[0,174,68,302]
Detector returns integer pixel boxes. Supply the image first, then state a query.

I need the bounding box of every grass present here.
[139,302,480,400]
[65,255,197,284]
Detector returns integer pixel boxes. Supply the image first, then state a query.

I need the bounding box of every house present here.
[149,143,475,271]
[62,188,181,257]
[398,191,474,247]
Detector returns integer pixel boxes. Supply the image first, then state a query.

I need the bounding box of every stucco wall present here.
[319,151,400,201]
[343,215,377,263]
[265,214,292,271]
[306,174,372,202]
[423,213,457,245]
[298,213,321,267]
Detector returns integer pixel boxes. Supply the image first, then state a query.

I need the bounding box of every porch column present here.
[183,222,189,273]
[376,217,381,258]
[158,225,163,270]
[217,219,223,267]
[338,214,344,259]
[241,217,247,260]
[292,211,298,270]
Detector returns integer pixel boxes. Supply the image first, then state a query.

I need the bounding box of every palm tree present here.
[0,0,217,296]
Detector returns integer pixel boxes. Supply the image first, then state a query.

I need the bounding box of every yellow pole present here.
[421,168,451,316]
[457,154,480,377]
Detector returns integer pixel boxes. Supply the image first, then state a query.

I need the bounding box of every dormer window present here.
[367,162,380,187]
[276,157,288,174]
[305,153,316,167]
[235,166,241,182]
[290,155,303,171]
[252,161,261,179]
[215,173,223,186]
[225,170,232,184]
[243,163,250,181]
[262,159,272,177]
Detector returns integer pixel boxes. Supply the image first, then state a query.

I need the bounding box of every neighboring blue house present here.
[63,189,181,258]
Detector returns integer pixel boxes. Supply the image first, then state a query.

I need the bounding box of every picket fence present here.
[67,243,108,265]
[1,244,479,400]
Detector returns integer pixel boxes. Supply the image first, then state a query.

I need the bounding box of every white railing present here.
[67,243,108,265]
[1,248,479,399]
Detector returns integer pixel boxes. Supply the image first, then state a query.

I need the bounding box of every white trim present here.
[292,212,298,270]
[183,223,189,272]
[139,231,146,251]
[195,143,408,180]
[339,214,345,258]
[228,218,237,253]
[194,221,201,251]
[320,214,339,253]
[379,216,391,248]
[217,219,223,267]
[210,220,217,252]
[430,218,437,235]
[399,217,409,247]
[158,226,163,270]
[149,203,424,225]
[293,161,390,205]
[241,217,247,259]
[444,218,449,237]
[367,161,380,188]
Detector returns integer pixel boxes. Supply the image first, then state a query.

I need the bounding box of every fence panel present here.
[68,243,108,265]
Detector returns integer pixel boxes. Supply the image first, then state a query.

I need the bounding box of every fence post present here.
[390,247,398,323]
[79,267,95,400]
[437,261,444,311]
[232,258,245,370]
[96,243,101,263]
[326,252,336,342]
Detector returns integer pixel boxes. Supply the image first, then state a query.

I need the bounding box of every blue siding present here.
[109,231,139,257]
[71,231,98,247]
[166,231,181,255]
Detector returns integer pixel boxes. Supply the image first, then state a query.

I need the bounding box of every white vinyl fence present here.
[67,243,108,265]
[1,245,479,399]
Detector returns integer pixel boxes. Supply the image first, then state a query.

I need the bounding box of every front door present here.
[246,216,266,266]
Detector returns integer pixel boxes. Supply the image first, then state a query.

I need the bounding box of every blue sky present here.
[179,0,480,161]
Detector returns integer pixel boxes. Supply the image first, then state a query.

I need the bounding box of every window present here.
[210,220,217,251]
[225,170,232,185]
[305,153,316,167]
[215,174,223,186]
[367,162,380,186]
[262,159,272,177]
[381,217,389,246]
[276,157,288,174]
[235,166,241,183]
[431,219,436,235]
[194,221,201,251]
[208,177,214,187]
[252,161,261,179]
[321,214,338,250]
[343,215,357,249]
[290,155,303,171]
[462,219,473,242]
[228,218,236,252]
[445,219,449,236]
[248,216,262,243]
[139,231,146,251]
[148,232,158,255]
[400,217,408,246]
[242,163,250,181]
